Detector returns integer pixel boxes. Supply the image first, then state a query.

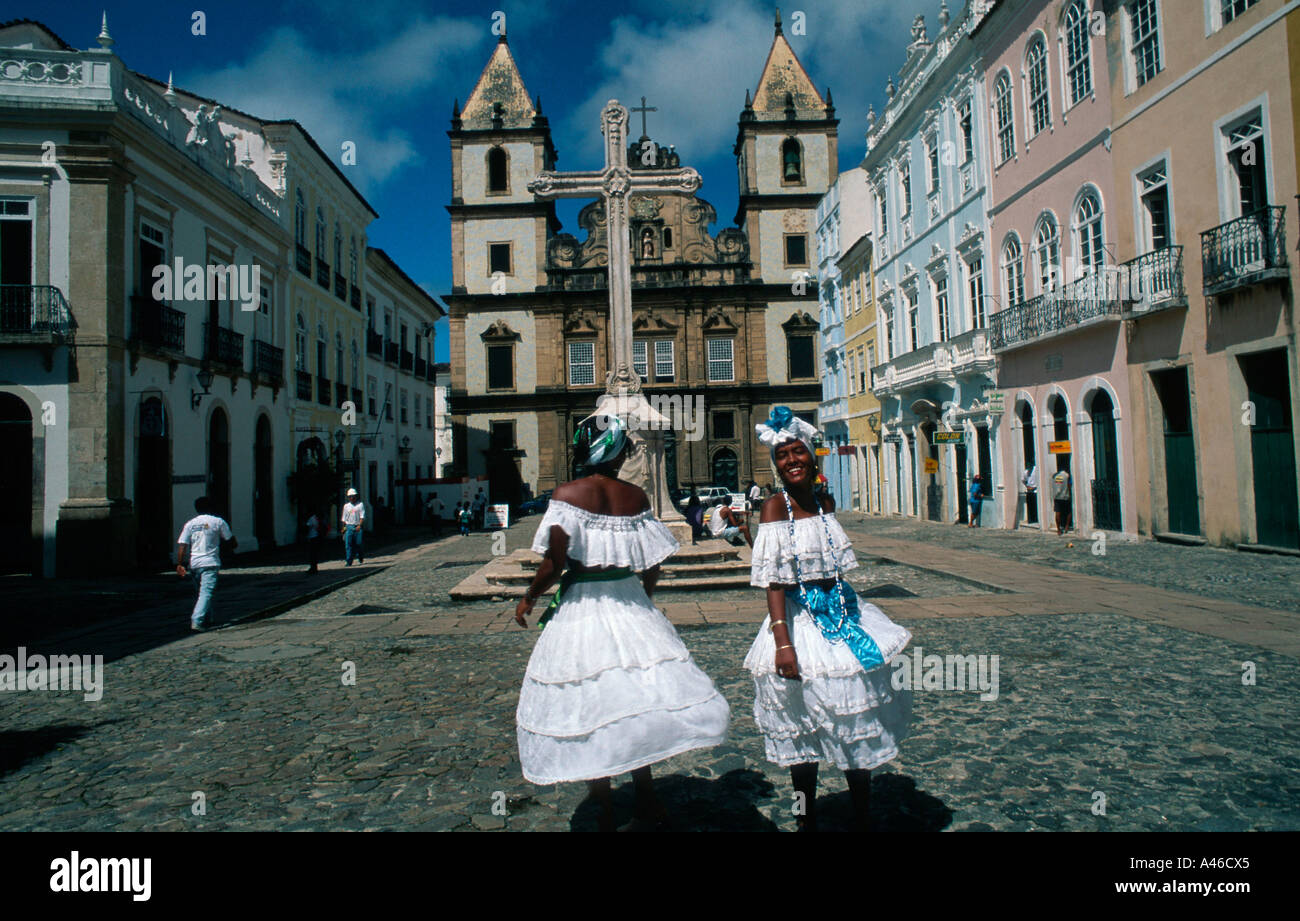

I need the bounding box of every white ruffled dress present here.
[743,513,913,770]
[516,500,730,785]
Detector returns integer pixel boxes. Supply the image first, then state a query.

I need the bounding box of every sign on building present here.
[933,431,964,444]
[923,457,939,474]
[1049,440,1072,454]
[988,391,1005,413]
[484,504,510,529]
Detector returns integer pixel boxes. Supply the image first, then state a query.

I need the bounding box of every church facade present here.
[443,19,832,505]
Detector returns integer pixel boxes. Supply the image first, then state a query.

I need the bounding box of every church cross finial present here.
[775,8,783,35]
[631,96,657,139]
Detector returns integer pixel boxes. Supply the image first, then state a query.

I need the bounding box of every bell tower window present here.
[487,146,509,194]
[782,137,803,185]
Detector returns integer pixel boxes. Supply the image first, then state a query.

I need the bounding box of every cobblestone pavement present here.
[852,514,1300,614]
[1,520,1296,832]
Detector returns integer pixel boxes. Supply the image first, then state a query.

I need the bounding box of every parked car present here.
[678,485,731,510]
[519,491,552,516]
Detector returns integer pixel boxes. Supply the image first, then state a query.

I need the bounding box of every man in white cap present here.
[341,488,366,565]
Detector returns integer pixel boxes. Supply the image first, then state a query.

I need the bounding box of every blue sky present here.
[17,0,944,361]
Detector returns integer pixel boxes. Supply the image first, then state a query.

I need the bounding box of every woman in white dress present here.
[513,414,730,830]
[744,407,913,831]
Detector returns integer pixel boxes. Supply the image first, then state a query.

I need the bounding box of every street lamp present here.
[191,367,214,409]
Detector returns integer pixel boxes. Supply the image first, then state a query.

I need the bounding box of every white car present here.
[679,486,731,510]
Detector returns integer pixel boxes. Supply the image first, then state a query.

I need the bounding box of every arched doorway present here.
[711,447,738,492]
[254,415,274,550]
[0,393,33,574]
[208,408,231,523]
[1089,390,1121,531]
[1019,401,1038,525]
[1049,394,1073,529]
[136,396,172,569]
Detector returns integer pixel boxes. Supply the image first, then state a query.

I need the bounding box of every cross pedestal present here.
[529,99,699,541]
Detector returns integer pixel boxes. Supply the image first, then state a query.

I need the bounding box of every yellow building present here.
[839,232,881,513]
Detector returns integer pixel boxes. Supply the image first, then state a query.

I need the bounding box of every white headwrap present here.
[755,406,818,458]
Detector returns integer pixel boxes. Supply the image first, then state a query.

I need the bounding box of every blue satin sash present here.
[796,583,884,670]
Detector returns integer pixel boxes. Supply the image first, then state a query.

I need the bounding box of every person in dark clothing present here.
[686,494,704,544]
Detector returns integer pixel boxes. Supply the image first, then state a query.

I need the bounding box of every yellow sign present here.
[815,447,830,456]
[1049,440,1072,454]
[923,458,939,474]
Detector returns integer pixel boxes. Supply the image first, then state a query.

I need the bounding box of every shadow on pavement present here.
[0,723,112,777]
[565,768,951,831]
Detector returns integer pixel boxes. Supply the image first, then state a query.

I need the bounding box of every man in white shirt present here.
[341,488,366,565]
[747,480,762,515]
[176,496,235,631]
[708,501,752,547]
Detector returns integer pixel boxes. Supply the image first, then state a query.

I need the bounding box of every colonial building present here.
[1105,0,1300,550]
[839,228,881,512]
[432,362,453,478]
[444,20,829,503]
[814,166,871,505]
[973,0,1137,538]
[865,4,998,524]
[362,246,443,525]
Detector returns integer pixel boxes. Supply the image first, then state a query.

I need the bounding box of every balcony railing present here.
[130,296,185,353]
[400,349,414,372]
[334,272,347,300]
[316,258,330,289]
[1,285,76,342]
[871,328,995,394]
[295,244,311,276]
[203,321,244,367]
[385,340,398,364]
[296,369,312,400]
[415,357,428,379]
[252,339,284,384]
[316,375,331,405]
[1201,205,1288,296]
[335,381,348,406]
[1121,246,1186,316]
[989,270,1124,352]
[350,285,361,310]
[366,329,383,356]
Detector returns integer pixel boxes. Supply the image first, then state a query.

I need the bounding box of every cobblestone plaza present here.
[2,514,1296,832]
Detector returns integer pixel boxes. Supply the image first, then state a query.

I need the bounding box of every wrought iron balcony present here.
[334,272,347,300]
[350,284,361,310]
[400,348,413,372]
[1,285,76,343]
[989,270,1124,352]
[296,369,312,400]
[203,321,244,367]
[130,296,185,353]
[316,258,330,288]
[366,329,383,356]
[335,381,348,406]
[415,357,428,379]
[1121,246,1186,316]
[1201,205,1288,296]
[316,375,331,405]
[385,340,399,364]
[296,244,311,276]
[252,339,284,384]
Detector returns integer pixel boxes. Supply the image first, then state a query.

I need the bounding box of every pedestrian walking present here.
[459,502,472,536]
[1051,468,1072,536]
[968,476,984,528]
[305,508,323,573]
[747,479,762,515]
[746,406,912,832]
[513,413,729,831]
[341,488,365,565]
[1023,463,1039,526]
[175,496,236,632]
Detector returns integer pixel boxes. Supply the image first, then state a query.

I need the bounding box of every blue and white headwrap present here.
[756,405,819,459]
[577,414,628,467]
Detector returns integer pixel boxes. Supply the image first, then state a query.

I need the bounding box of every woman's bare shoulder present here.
[759,493,786,524]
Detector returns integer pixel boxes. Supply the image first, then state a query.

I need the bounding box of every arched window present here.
[349,237,358,284]
[1064,0,1093,106]
[1074,189,1105,273]
[316,322,327,379]
[1033,214,1060,292]
[994,71,1015,164]
[294,190,305,245]
[487,146,508,193]
[295,313,307,370]
[315,208,326,260]
[335,331,344,383]
[351,340,359,388]
[782,138,803,183]
[1026,36,1051,137]
[1002,235,1026,307]
[334,223,342,271]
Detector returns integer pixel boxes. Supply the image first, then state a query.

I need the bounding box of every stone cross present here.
[631,95,657,138]
[528,99,700,395]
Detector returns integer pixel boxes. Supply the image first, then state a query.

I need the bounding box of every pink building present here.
[972,0,1137,537]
